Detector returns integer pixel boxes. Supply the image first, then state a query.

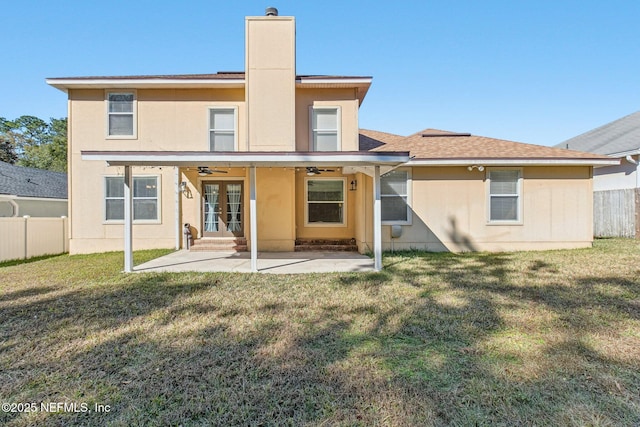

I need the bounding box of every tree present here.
[0,115,67,171]
[0,134,17,164]
[0,117,20,164]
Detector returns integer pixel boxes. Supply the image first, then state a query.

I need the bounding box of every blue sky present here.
[3,0,639,146]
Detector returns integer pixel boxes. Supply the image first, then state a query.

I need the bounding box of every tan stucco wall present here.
[353,172,373,253]
[295,89,360,152]
[357,166,595,253]
[246,17,296,151]
[67,162,177,254]
[69,88,247,151]
[67,88,249,254]
[256,168,296,250]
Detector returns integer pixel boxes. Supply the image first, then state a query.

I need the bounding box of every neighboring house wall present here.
[0,197,67,218]
[357,166,594,252]
[593,160,638,191]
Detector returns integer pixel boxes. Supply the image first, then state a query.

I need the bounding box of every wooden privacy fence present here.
[0,216,69,262]
[593,189,639,238]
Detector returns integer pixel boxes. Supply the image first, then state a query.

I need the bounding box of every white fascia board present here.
[81,151,410,167]
[0,194,67,202]
[46,78,245,92]
[605,148,640,158]
[406,158,620,167]
[296,78,372,85]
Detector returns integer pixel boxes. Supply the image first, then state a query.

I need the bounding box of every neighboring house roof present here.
[360,128,617,166]
[555,111,640,156]
[0,161,67,199]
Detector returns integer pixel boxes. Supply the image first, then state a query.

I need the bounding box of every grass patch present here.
[1,240,639,425]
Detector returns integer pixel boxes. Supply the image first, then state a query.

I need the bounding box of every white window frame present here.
[309,106,341,151]
[208,106,238,152]
[381,167,412,225]
[103,175,162,224]
[106,90,137,139]
[486,167,523,225]
[304,177,347,227]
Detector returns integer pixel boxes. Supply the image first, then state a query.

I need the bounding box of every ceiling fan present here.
[197,166,228,175]
[306,166,335,176]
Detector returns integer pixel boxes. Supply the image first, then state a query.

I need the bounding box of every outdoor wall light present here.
[350,180,357,191]
[467,165,485,172]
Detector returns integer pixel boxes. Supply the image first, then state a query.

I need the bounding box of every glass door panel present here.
[203,184,220,236]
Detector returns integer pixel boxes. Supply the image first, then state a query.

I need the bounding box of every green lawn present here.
[1,240,639,426]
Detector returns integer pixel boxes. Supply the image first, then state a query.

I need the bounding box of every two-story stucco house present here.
[47,10,616,272]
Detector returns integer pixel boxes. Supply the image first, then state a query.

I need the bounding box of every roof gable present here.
[556,111,640,156]
[0,162,67,199]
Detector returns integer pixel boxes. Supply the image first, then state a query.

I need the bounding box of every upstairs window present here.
[209,108,236,151]
[107,92,136,137]
[311,107,340,151]
[381,169,411,224]
[488,169,522,223]
[105,176,159,222]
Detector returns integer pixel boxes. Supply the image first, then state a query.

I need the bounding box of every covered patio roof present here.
[82,150,409,273]
[80,150,411,167]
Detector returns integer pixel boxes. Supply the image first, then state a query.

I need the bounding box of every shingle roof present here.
[0,162,67,199]
[555,111,640,156]
[359,129,405,151]
[360,128,613,162]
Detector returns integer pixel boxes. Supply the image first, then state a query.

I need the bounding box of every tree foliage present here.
[0,115,67,172]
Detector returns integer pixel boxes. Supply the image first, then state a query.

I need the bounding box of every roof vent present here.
[265,7,278,16]
[422,132,471,138]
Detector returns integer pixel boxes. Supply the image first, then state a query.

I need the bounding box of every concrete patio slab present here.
[133,250,374,274]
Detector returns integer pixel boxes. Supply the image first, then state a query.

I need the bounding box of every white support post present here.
[373,165,382,271]
[124,165,133,272]
[249,166,258,272]
[174,167,181,250]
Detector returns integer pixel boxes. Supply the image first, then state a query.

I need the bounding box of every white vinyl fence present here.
[0,216,69,262]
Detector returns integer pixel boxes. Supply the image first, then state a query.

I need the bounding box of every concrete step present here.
[190,238,247,252]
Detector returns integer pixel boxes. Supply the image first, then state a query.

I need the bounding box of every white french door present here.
[202,181,243,237]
